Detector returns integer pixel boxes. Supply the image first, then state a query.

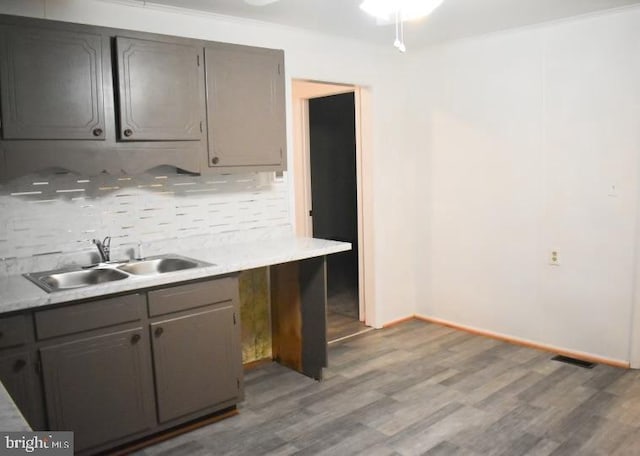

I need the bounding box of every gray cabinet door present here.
[40,328,155,451]
[115,36,205,141]
[205,43,285,169]
[0,25,105,140]
[0,350,46,430]
[151,304,240,423]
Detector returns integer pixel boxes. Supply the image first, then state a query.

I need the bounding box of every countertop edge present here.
[0,382,31,432]
[0,236,351,313]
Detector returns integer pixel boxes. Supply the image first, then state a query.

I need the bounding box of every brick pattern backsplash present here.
[0,168,291,260]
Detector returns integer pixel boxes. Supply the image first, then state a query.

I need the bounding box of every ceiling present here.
[139,0,640,48]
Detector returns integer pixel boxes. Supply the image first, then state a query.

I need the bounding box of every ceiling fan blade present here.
[244,0,280,5]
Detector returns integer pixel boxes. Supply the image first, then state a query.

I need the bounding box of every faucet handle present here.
[92,237,111,263]
[103,237,111,261]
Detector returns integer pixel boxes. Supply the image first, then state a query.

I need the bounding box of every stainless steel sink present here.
[24,254,213,293]
[25,268,129,293]
[117,256,210,276]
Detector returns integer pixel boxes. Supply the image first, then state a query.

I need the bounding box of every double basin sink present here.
[24,255,212,293]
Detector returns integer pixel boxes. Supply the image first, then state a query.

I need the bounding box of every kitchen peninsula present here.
[0,235,350,454]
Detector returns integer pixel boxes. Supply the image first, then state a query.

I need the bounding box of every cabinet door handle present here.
[13,359,26,372]
[211,156,220,165]
[93,128,103,137]
[123,129,133,137]
[154,327,164,337]
[131,334,141,344]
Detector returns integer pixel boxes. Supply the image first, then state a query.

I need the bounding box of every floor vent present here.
[551,355,596,369]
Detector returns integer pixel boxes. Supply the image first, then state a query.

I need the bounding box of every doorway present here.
[291,80,374,342]
[309,93,363,341]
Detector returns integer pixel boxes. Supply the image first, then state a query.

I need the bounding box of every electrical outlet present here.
[549,250,560,266]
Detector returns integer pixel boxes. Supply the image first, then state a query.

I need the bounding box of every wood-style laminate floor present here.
[326,283,369,342]
[327,288,359,320]
[327,311,371,342]
[134,320,640,456]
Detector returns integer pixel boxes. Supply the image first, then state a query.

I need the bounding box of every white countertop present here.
[0,382,31,431]
[0,236,351,314]
[0,235,350,432]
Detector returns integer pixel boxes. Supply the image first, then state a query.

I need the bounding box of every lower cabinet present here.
[0,349,45,430]
[0,313,45,430]
[151,304,240,423]
[40,328,156,451]
[22,275,242,454]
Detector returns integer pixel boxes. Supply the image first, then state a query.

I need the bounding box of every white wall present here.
[10,0,638,358]
[410,7,640,363]
[0,0,417,327]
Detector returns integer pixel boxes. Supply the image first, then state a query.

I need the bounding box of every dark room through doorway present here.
[308,92,366,342]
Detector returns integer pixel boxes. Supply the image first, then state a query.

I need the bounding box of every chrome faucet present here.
[92,237,111,263]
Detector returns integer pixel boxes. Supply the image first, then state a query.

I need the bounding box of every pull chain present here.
[394,9,407,52]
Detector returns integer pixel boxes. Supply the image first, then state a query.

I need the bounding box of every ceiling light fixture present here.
[360,0,444,52]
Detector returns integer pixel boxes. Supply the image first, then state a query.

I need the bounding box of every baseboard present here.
[382,315,415,328]
[414,314,630,369]
[110,407,238,455]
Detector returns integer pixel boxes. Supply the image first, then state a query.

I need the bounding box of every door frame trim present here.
[291,79,375,326]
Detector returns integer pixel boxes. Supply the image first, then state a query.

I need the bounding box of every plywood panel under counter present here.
[239,268,272,364]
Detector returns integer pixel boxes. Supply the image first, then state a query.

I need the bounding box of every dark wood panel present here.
[270,259,328,380]
[299,256,328,380]
[270,262,303,372]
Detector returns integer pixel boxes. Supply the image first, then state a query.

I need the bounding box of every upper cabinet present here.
[0,14,287,181]
[115,37,205,142]
[0,25,106,140]
[205,43,286,172]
